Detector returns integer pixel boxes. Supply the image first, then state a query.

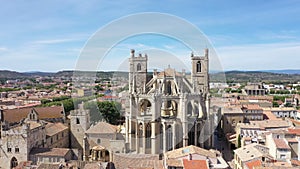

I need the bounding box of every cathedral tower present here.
[191,48,209,94]
[70,103,90,160]
[129,49,148,94]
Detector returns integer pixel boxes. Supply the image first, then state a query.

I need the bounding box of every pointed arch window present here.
[166,81,172,95]
[146,123,151,148]
[139,123,143,147]
[166,125,173,151]
[137,63,141,71]
[196,61,201,72]
[160,124,164,151]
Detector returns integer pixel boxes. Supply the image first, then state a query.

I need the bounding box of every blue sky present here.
[0,0,300,72]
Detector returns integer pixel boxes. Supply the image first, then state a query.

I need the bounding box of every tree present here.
[41,99,51,104]
[284,102,293,107]
[273,101,279,107]
[97,101,121,125]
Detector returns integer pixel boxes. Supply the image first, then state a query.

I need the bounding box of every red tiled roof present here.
[242,104,262,110]
[182,159,208,169]
[290,119,300,127]
[45,122,68,136]
[85,121,118,134]
[112,153,163,169]
[245,159,262,169]
[291,159,300,166]
[274,139,290,149]
[2,106,64,123]
[165,145,216,159]
[263,110,278,120]
[30,148,71,157]
[286,138,298,143]
[288,128,300,136]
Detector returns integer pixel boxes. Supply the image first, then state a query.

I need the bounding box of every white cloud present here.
[0,47,7,51]
[32,38,76,45]
[216,42,300,70]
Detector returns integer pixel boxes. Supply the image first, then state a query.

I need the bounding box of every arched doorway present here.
[11,157,18,169]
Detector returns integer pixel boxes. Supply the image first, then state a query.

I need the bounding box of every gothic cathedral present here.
[125,49,214,154]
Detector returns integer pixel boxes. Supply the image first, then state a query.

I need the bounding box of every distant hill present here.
[260,69,300,74]
[1,69,300,84]
[54,70,74,77]
[0,70,28,78]
[210,70,300,83]
[23,71,55,77]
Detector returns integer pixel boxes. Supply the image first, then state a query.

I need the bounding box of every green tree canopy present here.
[97,101,121,125]
[84,101,121,125]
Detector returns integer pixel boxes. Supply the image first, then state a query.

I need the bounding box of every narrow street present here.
[213,129,234,168]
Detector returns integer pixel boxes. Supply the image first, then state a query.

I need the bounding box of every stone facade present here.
[125,49,214,154]
[69,103,90,160]
[0,106,69,169]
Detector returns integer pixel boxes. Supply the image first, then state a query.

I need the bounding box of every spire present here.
[205,48,209,58]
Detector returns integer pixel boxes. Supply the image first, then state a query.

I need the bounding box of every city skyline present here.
[0,0,300,72]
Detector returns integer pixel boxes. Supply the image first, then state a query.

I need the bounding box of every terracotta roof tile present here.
[263,110,278,120]
[165,145,216,159]
[291,159,300,166]
[37,163,60,169]
[3,106,64,123]
[245,159,262,169]
[112,153,162,169]
[286,138,298,143]
[45,122,68,136]
[273,139,290,149]
[28,121,42,130]
[167,159,182,167]
[273,161,292,167]
[183,159,208,169]
[242,104,262,110]
[30,148,71,157]
[288,128,300,136]
[86,121,118,134]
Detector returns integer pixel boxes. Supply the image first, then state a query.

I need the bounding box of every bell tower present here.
[191,48,209,94]
[129,49,148,94]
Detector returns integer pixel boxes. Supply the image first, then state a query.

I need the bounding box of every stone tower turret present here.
[129,49,148,94]
[191,48,209,94]
[70,102,90,160]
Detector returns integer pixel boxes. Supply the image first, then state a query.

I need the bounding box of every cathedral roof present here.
[157,67,182,78]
